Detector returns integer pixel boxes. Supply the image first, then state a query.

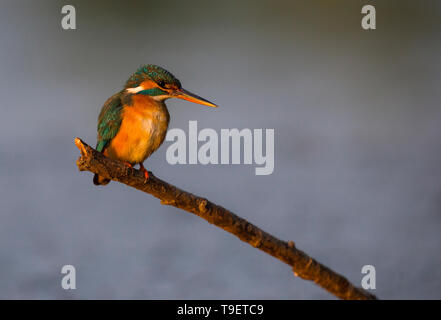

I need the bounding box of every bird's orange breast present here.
[105,95,170,164]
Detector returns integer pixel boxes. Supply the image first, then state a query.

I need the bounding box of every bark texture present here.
[75,137,377,300]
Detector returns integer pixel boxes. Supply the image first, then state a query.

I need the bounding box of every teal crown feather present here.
[125,64,182,89]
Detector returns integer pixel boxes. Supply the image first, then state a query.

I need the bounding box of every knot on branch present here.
[250,229,264,248]
[198,199,209,213]
[161,199,177,206]
[293,258,315,280]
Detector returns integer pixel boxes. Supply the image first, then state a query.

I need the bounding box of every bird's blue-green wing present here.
[96,92,124,152]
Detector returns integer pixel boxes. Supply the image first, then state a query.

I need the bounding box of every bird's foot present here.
[123,161,133,168]
[139,163,149,182]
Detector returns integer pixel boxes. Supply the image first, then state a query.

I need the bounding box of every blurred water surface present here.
[0,0,440,299]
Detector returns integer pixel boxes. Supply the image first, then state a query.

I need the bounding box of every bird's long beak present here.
[174,88,218,107]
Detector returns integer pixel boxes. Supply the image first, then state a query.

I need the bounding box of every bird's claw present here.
[123,161,133,168]
[139,163,149,182]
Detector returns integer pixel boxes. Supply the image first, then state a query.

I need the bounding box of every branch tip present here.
[74,137,87,156]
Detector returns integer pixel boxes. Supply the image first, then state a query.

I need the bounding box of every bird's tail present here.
[93,174,111,186]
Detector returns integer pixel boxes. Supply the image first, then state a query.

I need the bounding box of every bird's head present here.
[124,64,217,107]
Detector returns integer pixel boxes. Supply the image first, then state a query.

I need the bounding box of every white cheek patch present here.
[126,85,145,93]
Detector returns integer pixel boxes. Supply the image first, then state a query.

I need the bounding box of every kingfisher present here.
[93,64,217,185]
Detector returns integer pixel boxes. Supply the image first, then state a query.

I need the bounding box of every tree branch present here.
[74,137,377,300]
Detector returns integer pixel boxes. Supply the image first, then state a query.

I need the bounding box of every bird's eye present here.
[157,80,166,88]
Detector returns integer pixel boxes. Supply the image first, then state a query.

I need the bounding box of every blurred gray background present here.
[0,0,440,299]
